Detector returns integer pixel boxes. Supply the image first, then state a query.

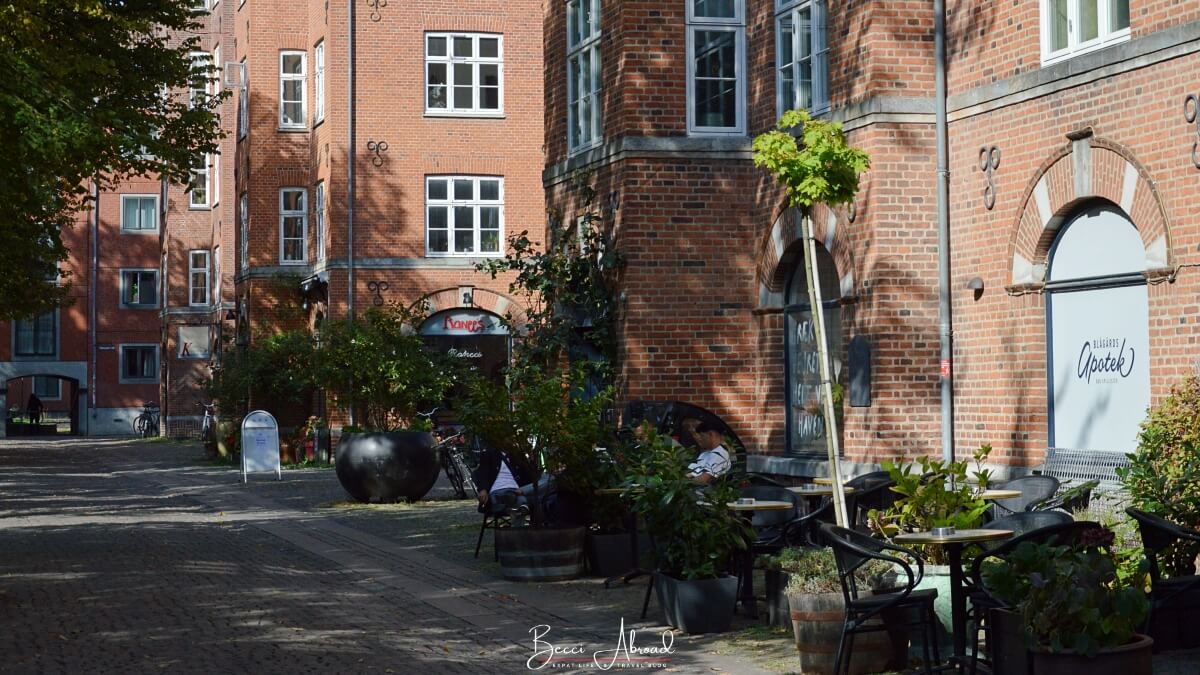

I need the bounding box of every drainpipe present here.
[346,0,357,426]
[935,0,954,463]
[89,180,99,435]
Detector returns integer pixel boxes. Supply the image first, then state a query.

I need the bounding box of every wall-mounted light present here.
[966,276,985,301]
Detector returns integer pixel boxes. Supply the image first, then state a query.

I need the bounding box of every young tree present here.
[0,1,225,319]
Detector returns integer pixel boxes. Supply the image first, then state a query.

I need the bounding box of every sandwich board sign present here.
[241,410,281,482]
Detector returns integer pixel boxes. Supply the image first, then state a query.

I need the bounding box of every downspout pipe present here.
[935,0,954,463]
[346,0,356,426]
[90,181,99,434]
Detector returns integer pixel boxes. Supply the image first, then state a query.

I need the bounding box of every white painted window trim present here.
[189,51,210,109]
[213,245,221,305]
[314,41,326,124]
[238,58,249,139]
[279,51,307,130]
[774,0,830,118]
[314,181,326,262]
[424,176,505,257]
[424,32,505,117]
[188,154,210,209]
[120,194,160,233]
[1040,0,1131,65]
[239,192,249,272]
[566,0,602,155]
[211,149,220,207]
[188,250,210,307]
[279,188,308,265]
[119,268,160,309]
[686,1,747,136]
[119,344,159,384]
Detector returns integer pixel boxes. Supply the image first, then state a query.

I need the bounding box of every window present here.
[14,312,56,358]
[212,149,220,207]
[279,51,307,129]
[314,41,326,123]
[188,154,210,208]
[120,195,158,232]
[1042,0,1130,64]
[566,0,602,152]
[425,33,503,115]
[425,176,503,256]
[314,182,326,262]
[213,246,221,303]
[192,0,208,10]
[239,192,249,272]
[776,0,828,116]
[238,59,248,138]
[783,243,842,456]
[189,250,210,306]
[687,0,746,135]
[120,270,159,308]
[189,52,210,109]
[33,377,60,401]
[120,345,158,383]
[279,188,308,264]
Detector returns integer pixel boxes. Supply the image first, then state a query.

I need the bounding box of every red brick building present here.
[544,0,1200,476]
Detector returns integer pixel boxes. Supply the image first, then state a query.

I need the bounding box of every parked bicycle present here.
[418,408,481,499]
[199,402,218,456]
[133,402,160,438]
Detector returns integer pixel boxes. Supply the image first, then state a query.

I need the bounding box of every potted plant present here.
[316,304,455,503]
[459,364,612,582]
[982,526,1152,674]
[619,428,752,634]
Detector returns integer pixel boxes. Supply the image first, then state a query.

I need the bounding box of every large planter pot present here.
[335,431,440,503]
[989,609,1154,675]
[655,572,737,634]
[496,527,587,582]
[586,531,632,577]
[788,591,895,674]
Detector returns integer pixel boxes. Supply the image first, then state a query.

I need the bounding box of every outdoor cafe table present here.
[595,486,646,587]
[727,500,795,619]
[894,528,1013,666]
[978,489,1022,500]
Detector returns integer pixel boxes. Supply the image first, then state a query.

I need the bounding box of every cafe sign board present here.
[241,410,282,482]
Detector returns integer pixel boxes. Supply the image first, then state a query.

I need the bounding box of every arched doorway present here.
[4,375,81,435]
[1046,203,1149,454]
[783,241,843,457]
[419,309,510,414]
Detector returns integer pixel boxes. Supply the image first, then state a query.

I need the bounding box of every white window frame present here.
[279,188,308,265]
[314,181,326,262]
[314,41,326,123]
[119,344,159,384]
[566,0,602,154]
[213,245,221,304]
[33,376,61,401]
[424,33,504,116]
[424,176,504,258]
[686,0,747,136]
[189,51,210,109]
[189,250,210,307]
[120,194,159,233]
[192,0,208,11]
[279,51,307,130]
[775,0,829,117]
[212,149,220,207]
[188,154,210,208]
[238,58,248,139]
[119,269,160,309]
[1041,0,1130,65]
[239,192,249,272]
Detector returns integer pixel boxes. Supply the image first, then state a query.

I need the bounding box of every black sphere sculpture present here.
[335,431,441,503]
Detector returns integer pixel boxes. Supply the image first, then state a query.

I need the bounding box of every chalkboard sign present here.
[241,410,281,482]
[849,336,872,407]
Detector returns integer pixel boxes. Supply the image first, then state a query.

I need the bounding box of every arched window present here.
[783,242,842,457]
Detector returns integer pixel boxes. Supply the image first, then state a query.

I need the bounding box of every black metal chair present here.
[1127,508,1200,645]
[965,520,1104,674]
[849,478,899,531]
[474,505,511,561]
[820,523,942,675]
[989,475,1060,518]
[1032,478,1098,513]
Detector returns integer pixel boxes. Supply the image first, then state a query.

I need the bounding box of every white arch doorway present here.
[1046,203,1149,454]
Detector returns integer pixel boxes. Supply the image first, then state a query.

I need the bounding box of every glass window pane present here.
[696,31,736,79]
[480,206,500,230]
[283,216,304,238]
[453,36,473,57]
[123,199,138,229]
[282,102,302,126]
[694,0,735,18]
[454,206,475,231]
[454,63,474,86]
[1050,0,1069,51]
[427,180,448,200]
[429,230,448,252]
[283,80,303,102]
[282,191,303,211]
[1111,0,1130,30]
[282,54,303,74]
[428,206,448,229]
[479,37,499,58]
[428,84,447,109]
[479,180,500,200]
[453,86,473,109]
[1080,0,1099,41]
[454,230,475,253]
[428,63,447,86]
[481,87,499,110]
[427,36,447,57]
[579,0,593,41]
[480,64,499,87]
[481,230,499,253]
[139,199,156,229]
[453,179,474,200]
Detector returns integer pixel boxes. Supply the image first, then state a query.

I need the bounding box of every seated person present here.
[472,446,555,522]
[686,420,733,485]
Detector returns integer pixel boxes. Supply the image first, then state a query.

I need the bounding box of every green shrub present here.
[770,547,894,595]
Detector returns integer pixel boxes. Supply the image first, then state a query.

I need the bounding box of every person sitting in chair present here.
[472,447,555,524]
[686,420,733,485]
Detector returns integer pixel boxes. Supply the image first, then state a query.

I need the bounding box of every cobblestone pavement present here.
[0,438,774,675]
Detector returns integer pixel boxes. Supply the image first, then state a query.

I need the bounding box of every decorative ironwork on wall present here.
[1186,95,1200,169]
[978,145,1001,210]
[366,140,388,167]
[366,280,389,307]
[366,0,387,22]
[847,200,857,222]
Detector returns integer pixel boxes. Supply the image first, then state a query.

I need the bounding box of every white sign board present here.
[241,410,281,482]
[1049,284,1150,454]
[177,326,212,360]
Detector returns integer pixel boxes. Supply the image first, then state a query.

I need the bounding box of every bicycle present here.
[418,408,480,499]
[133,402,160,438]
[199,402,217,456]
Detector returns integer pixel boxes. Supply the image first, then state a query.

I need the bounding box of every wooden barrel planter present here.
[496,527,586,582]
[789,592,894,674]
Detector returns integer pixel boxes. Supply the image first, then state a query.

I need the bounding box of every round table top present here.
[894,528,1014,545]
[727,500,795,512]
[812,477,835,485]
[977,489,1023,500]
[788,485,857,496]
[595,485,644,495]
